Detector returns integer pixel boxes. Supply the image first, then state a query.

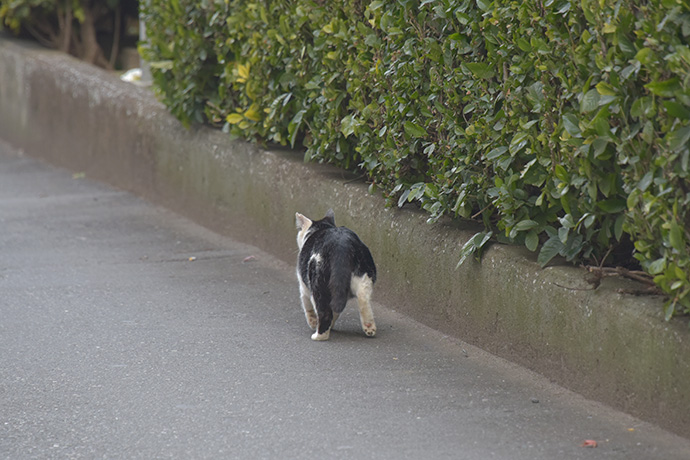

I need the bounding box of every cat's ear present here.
[324,208,335,226]
[295,212,312,230]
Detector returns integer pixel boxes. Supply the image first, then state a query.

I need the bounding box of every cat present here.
[295,209,377,341]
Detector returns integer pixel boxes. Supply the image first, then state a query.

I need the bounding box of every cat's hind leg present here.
[299,279,318,330]
[311,290,333,341]
[311,307,333,341]
[352,274,376,337]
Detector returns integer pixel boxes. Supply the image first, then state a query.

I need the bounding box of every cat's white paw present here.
[306,313,318,330]
[311,330,330,341]
[362,322,376,337]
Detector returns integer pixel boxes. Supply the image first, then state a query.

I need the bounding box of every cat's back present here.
[322,226,376,281]
[316,225,365,252]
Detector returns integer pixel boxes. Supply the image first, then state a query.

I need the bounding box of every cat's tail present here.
[328,256,353,315]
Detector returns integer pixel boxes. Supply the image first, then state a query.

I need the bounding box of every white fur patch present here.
[297,277,317,329]
[311,330,330,341]
[351,274,373,298]
[295,213,313,249]
[309,253,322,265]
[352,274,376,337]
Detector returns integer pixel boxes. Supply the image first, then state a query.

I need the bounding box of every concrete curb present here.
[2,37,688,436]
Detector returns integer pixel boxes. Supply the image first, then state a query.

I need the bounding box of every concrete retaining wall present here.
[1,36,688,436]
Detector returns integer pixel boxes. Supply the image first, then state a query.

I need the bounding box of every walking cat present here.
[295,209,377,341]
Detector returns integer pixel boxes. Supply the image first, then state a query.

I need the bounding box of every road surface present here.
[1,142,689,459]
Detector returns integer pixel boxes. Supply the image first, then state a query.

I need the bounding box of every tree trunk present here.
[78,4,111,69]
[59,0,72,54]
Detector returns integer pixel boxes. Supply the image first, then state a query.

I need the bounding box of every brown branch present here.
[61,0,73,54]
[554,265,659,294]
[70,26,84,58]
[343,175,365,185]
[23,23,58,49]
[56,2,64,31]
[77,4,111,69]
[108,3,122,69]
[590,266,656,287]
[597,246,613,268]
[471,203,492,219]
[616,286,664,296]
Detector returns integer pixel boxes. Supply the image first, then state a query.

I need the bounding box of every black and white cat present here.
[295,209,377,341]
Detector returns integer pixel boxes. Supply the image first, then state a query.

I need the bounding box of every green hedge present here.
[141,0,690,319]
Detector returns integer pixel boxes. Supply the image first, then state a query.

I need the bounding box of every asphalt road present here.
[1,142,689,460]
